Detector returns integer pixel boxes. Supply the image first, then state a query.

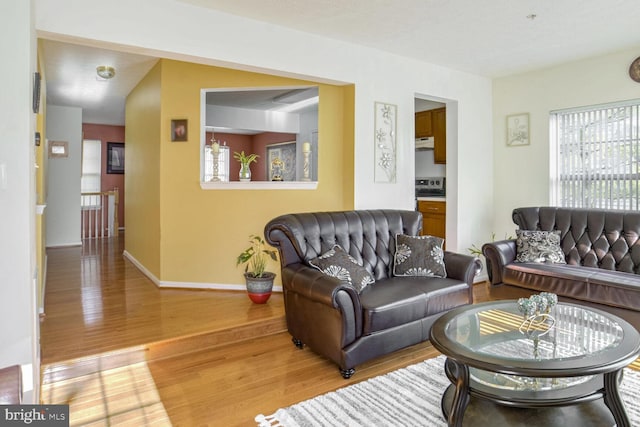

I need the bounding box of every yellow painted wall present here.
[155,59,354,285]
[124,61,162,277]
[35,47,47,312]
[341,84,355,207]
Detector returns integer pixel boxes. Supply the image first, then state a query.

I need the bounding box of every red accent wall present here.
[207,131,295,181]
[252,132,296,180]
[82,123,125,227]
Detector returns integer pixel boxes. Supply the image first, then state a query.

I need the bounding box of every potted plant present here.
[236,234,278,303]
[233,151,259,182]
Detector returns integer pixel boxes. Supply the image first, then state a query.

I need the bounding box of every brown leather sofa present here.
[483,206,640,330]
[264,209,480,378]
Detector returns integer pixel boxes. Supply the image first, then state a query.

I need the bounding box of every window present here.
[551,100,640,209]
[81,139,102,208]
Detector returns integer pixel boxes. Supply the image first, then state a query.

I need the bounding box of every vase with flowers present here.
[233,151,259,182]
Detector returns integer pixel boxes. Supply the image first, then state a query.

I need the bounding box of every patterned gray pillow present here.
[515,230,566,264]
[308,245,375,293]
[393,234,446,278]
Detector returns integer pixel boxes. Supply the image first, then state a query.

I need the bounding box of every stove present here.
[415,177,445,197]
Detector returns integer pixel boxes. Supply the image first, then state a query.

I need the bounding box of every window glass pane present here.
[81,140,102,207]
[551,100,640,210]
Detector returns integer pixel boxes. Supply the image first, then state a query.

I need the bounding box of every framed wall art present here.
[374,101,397,183]
[267,142,296,181]
[506,113,530,147]
[171,119,188,142]
[107,142,125,174]
[48,141,68,158]
[33,72,41,114]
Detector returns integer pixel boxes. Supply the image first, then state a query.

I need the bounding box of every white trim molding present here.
[122,250,282,292]
[200,181,317,190]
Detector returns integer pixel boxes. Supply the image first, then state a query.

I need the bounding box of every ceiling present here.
[183,0,640,77]
[40,40,158,126]
[40,0,640,126]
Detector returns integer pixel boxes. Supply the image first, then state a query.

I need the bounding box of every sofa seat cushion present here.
[504,263,640,312]
[358,276,470,335]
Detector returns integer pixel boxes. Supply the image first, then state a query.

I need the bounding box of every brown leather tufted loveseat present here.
[483,207,640,329]
[265,210,480,378]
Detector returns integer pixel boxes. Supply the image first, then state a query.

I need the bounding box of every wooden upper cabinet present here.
[432,107,446,164]
[415,111,433,138]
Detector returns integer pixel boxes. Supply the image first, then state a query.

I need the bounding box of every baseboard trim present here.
[122,250,283,292]
[39,254,48,315]
[46,241,82,248]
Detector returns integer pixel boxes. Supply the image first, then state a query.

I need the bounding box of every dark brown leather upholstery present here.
[511,206,640,272]
[483,207,640,330]
[265,210,479,377]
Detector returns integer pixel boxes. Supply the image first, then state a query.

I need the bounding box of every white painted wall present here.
[0,0,38,403]
[492,48,640,238]
[45,105,82,247]
[206,105,300,133]
[415,150,446,178]
[34,0,494,254]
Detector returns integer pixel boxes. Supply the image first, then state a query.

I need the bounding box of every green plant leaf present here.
[236,233,278,276]
[233,151,259,165]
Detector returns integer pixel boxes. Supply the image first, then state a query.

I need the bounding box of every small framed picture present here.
[171,119,188,142]
[48,141,68,158]
[506,113,530,146]
[33,72,41,114]
[107,142,125,174]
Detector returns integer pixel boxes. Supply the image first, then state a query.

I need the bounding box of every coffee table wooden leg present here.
[603,369,630,427]
[445,358,470,427]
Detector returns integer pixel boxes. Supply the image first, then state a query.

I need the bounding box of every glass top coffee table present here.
[429,300,640,427]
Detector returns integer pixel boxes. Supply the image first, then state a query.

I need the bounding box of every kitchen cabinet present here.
[415,111,433,138]
[418,200,446,241]
[432,108,446,164]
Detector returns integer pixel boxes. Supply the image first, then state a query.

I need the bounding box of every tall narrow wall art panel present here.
[374,102,397,183]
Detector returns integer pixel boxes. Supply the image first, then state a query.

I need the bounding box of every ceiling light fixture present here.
[96,65,116,79]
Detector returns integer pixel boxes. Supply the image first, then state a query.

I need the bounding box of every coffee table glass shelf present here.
[429,300,640,427]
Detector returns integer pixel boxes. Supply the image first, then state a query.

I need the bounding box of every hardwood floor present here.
[39,235,639,426]
[41,236,285,366]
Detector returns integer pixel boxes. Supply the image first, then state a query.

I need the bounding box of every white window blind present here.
[551,100,640,209]
[81,139,102,208]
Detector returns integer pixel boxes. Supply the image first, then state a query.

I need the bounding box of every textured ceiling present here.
[40,0,640,125]
[181,0,640,77]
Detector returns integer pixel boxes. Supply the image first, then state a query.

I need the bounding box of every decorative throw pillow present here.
[393,234,446,278]
[515,230,566,264]
[308,245,375,293]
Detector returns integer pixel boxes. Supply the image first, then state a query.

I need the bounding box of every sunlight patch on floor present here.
[41,361,171,426]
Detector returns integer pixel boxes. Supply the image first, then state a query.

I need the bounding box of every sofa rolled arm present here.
[482,239,516,286]
[282,263,363,341]
[443,251,481,285]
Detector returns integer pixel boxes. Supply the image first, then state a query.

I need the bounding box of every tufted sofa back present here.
[265,210,422,281]
[513,207,640,274]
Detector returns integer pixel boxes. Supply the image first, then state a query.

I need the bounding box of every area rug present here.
[255,356,640,427]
